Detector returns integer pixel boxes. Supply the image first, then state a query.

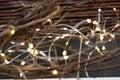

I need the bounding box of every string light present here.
[100,34,104,41]
[98,8,101,12]
[0,53,5,57]
[8,50,14,53]
[21,61,26,65]
[66,41,69,45]
[36,28,40,31]
[28,42,34,49]
[63,55,69,60]
[110,34,115,38]
[20,72,23,77]
[93,20,99,25]
[20,42,25,46]
[4,59,10,64]
[52,70,58,75]
[86,19,92,23]
[10,28,15,35]
[39,51,46,56]
[102,45,106,50]
[62,50,67,56]
[85,41,89,45]
[48,36,52,38]
[113,8,117,11]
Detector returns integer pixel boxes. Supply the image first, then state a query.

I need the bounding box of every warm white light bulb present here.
[66,42,69,45]
[102,45,106,50]
[100,34,104,41]
[62,50,67,56]
[93,20,99,25]
[98,8,101,12]
[20,42,25,45]
[0,53,5,57]
[28,43,34,49]
[63,55,69,60]
[36,28,40,31]
[8,50,14,53]
[52,70,58,75]
[4,59,10,64]
[85,41,89,45]
[10,29,15,35]
[20,73,23,77]
[113,8,117,11]
[21,61,26,65]
[47,19,51,22]
[95,26,101,31]
[110,34,115,38]
[86,19,92,23]
[40,51,46,56]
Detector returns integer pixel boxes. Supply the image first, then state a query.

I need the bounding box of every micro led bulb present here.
[86,19,92,23]
[98,8,101,12]
[10,29,15,35]
[95,26,101,31]
[102,45,106,50]
[52,70,58,75]
[63,55,69,60]
[0,53,5,57]
[62,50,67,56]
[21,61,26,65]
[93,20,99,25]
[20,42,25,45]
[36,28,40,31]
[113,8,117,11]
[4,59,10,64]
[28,43,34,49]
[100,34,104,41]
[47,19,51,22]
[110,34,115,38]
[85,41,89,45]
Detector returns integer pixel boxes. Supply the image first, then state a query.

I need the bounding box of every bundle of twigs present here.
[0,0,120,79]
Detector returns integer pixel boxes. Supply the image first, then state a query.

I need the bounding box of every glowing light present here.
[85,41,89,45]
[62,50,67,56]
[102,45,106,50]
[113,8,117,11]
[66,42,69,45]
[115,23,119,28]
[0,53,5,57]
[100,34,104,41]
[95,26,101,31]
[86,19,92,23]
[95,46,103,55]
[20,42,25,45]
[21,61,26,65]
[110,34,115,38]
[48,36,52,38]
[10,29,15,35]
[36,28,40,31]
[8,50,14,53]
[20,73,23,77]
[55,36,60,40]
[40,51,46,56]
[27,48,31,52]
[93,20,99,25]
[98,8,101,12]
[63,27,68,30]
[63,55,69,60]
[28,43,34,49]
[4,59,10,64]
[10,41,15,44]
[34,49,38,55]
[52,70,58,75]
[47,19,52,22]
